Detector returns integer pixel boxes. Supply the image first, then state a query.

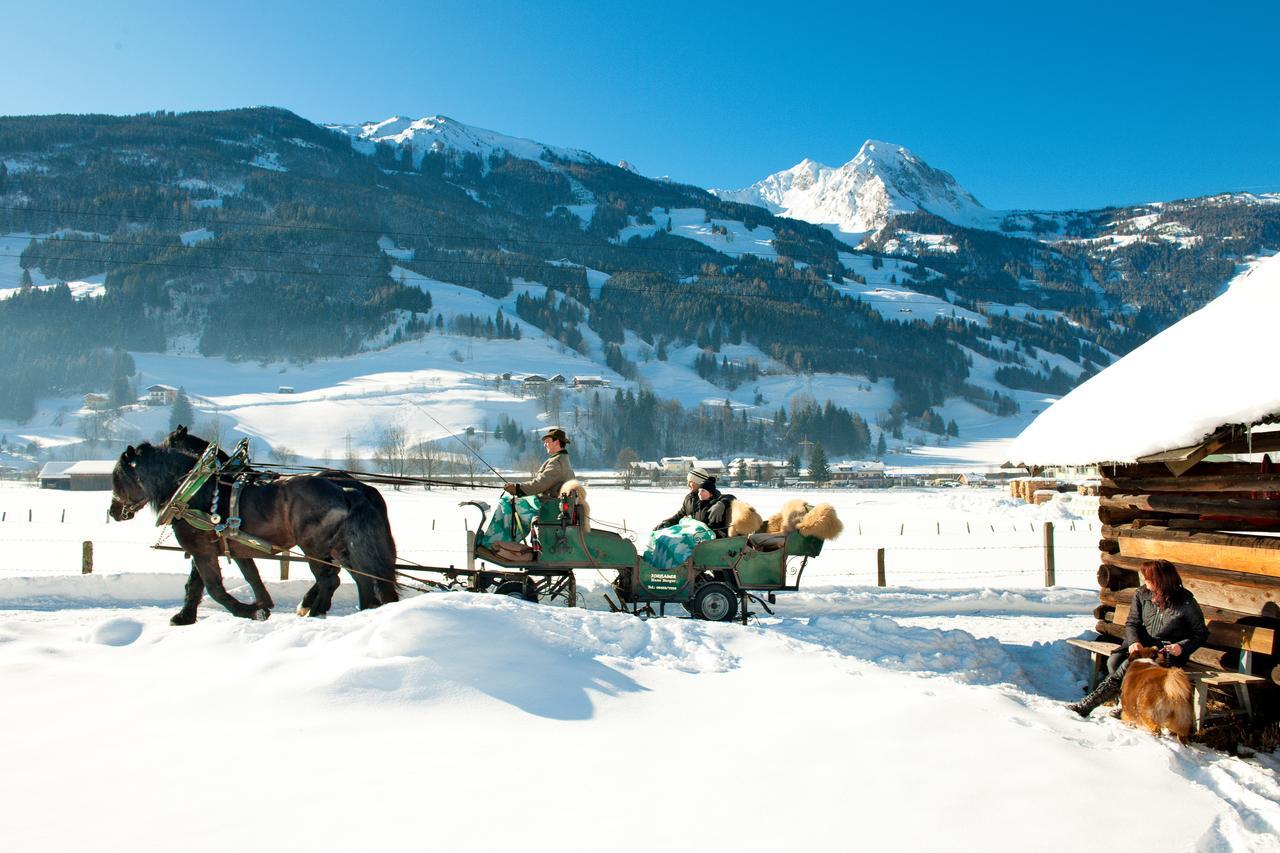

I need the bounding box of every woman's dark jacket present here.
[654,487,735,537]
[1123,586,1209,665]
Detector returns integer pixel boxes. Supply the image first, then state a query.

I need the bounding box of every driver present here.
[503,427,574,501]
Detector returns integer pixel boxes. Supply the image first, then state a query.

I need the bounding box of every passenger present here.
[503,427,575,502]
[654,467,735,538]
[1068,559,1208,717]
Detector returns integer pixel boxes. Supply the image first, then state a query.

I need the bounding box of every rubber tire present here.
[692,582,739,622]
[493,580,538,602]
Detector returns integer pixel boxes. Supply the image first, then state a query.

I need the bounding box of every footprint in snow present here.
[88,617,144,647]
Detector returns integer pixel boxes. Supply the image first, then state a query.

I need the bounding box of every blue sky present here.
[2,1,1277,210]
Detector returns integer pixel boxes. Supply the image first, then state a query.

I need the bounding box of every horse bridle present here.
[112,460,149,521]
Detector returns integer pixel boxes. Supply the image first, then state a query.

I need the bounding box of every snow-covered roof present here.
[65,460,117,476]
[1010,253,1280,465]
[38,461,75,479]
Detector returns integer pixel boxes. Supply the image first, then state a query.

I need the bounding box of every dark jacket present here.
[655,487,735,537]
[1123,586,1209,665]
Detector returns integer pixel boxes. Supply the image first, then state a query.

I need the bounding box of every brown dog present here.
[1120,646,1193,740]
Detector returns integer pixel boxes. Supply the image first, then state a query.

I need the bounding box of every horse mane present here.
[129,443,203,510]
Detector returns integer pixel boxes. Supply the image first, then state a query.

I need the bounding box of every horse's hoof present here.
[252,608,270,622]
[170,612,196,626]
[296,605,310,617]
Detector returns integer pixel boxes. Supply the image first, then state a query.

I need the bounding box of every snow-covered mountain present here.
[714,140,990,235]
[326,115,600,171]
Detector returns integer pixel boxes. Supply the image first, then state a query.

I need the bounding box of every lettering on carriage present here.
[650,572,677,582]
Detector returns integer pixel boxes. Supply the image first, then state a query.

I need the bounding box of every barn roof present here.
[1009,253,1280,466]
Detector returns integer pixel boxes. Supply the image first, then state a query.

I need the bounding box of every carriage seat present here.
[746,532,788,552]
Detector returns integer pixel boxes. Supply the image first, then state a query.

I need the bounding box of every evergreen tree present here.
[809,443,831,484]
[169,387,194,430]
[876,431,887,459]
[947,419,959,437]
[786,452,801,478]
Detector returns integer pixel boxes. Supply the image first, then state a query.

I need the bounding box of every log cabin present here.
[1010,255,1280,727]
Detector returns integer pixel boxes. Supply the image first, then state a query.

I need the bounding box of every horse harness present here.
[157,439,277,556]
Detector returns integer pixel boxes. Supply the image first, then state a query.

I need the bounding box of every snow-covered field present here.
[1,483,1276,851]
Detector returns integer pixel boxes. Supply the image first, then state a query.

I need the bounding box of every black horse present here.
[110,441,399,624]
[159,426,398,618]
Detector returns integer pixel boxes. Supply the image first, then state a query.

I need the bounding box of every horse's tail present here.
[344,495,399,604]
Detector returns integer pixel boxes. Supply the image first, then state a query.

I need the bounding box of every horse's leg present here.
[234,557,274,610]
[170,559,206,626]
[346,562,378,610]
[192,551,269,621]
[300,560,340,617]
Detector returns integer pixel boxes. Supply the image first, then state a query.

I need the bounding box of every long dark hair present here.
[1140,559,1184,610]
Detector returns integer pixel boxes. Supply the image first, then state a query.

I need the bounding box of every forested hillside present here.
[0,107,1274,454]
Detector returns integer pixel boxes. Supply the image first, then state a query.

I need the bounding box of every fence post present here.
[280,553,290,581]
[1043,521,1056,587]
[82,541,93,574]
[876,548,886,587]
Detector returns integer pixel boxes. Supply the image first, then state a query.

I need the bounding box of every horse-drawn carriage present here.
[113,429,829,625]
[447,496,826,624]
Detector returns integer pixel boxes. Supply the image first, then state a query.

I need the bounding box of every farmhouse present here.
[1010,254,1280,728]
[571,375,608,388]
[145,384,178,405]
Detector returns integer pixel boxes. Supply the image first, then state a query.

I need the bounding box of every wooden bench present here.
[1066,638,1267,733]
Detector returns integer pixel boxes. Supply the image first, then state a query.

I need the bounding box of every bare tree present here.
[343,431,363,473]
[272,445,300,466]
[373,424,410,487]
[411,434,443,489]
[615,447,639,489]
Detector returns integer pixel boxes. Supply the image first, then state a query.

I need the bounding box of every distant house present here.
[499,372,513,381]
[832,460,888,485]
[39,460,115,491]
[958,472,988,486]
[83,393,109,410]
[522,374,548,386]
[572,375,608,388]
[38,461,75,490]
[549,374,567,385]
[146,384,178,405]
[277,386,295,394]
[659,456,698,473]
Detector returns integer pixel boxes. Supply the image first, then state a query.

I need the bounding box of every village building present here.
[831,460,889,486]
[1010,253,1280,731]
[83,392,110,410]
[38,460,116,490]
[145,384,178,405]
[571,375,608,388]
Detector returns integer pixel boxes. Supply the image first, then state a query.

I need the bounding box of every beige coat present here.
[515,451,574,501]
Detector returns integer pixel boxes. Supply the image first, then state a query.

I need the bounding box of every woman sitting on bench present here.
[1070,559,1208,717]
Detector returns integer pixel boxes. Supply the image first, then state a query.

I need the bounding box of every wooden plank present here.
[1107,526,1280,578]
[1093,620,1248,674]
[1098,558,1280,618]
[1106,604,1275,654]
[1101,493,1280,521]
[1104,474,1280,494]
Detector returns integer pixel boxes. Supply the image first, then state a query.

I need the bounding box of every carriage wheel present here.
[692,582,738,622]
[493,580,538,602]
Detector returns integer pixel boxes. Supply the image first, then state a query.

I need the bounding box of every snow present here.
[615,207,778,259]
[247,151,287,172]
[0,483,1276,851]
[1010,253,1280,465]
[714,140,990,236]
[0,233,106,300]
[327,115,600,173]
[179,227,214,246]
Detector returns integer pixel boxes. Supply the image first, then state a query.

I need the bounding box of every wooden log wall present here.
[1096,459,1280,686]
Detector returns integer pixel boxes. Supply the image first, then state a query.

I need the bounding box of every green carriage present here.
[466,497,824,622]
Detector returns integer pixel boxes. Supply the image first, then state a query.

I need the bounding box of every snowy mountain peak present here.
[325,114,601,171]
[714,140,989,235]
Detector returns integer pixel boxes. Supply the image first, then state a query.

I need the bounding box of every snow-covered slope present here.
[326,115,601,171]
[715,140,990,236]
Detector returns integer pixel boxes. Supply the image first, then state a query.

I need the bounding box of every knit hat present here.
[688,466,711,485]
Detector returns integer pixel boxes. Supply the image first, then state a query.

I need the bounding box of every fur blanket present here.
[559,479,590,532]
[764,499,843,540]
[728,500,763,538]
